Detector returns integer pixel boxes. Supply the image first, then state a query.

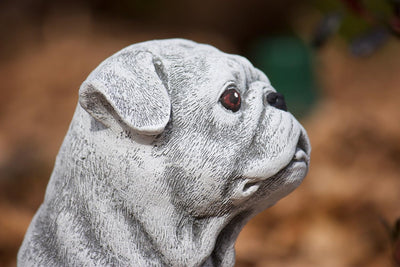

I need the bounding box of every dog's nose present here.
[265,92,287,111]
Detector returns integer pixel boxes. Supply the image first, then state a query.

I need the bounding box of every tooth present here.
[294,149,306,161]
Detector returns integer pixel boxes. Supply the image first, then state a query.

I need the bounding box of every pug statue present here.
[18,39,310,267]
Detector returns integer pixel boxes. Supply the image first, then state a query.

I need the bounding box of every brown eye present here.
[219,88,241,112]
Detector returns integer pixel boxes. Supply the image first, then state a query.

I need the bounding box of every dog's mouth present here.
[241,132,310,196]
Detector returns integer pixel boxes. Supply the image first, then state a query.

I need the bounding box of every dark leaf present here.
[311,12,343,48]
[349,27,390,56]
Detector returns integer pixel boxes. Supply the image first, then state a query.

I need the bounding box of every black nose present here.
[266,92,287,111]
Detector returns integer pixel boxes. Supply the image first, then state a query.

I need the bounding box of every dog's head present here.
[77,38,310,264]
[80,39,310,215]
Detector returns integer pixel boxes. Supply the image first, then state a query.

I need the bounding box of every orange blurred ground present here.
[0,14,399,267]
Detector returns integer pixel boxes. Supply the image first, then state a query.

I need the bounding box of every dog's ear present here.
[79,50,170,135]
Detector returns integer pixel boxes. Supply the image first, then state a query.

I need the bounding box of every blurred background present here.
[0,0,400,266]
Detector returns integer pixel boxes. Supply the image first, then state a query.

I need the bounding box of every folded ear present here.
[79,50,170,135]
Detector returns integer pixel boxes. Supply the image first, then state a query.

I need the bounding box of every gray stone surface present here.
[18,39,310,267]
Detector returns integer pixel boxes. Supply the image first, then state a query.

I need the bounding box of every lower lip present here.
[290,160,308,168]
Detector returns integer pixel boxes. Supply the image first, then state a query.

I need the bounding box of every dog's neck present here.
[34,107,248,266]
[90,199,242,266]
[47,162,245,266]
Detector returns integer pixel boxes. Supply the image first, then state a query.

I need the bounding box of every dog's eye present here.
[219,88,241,112]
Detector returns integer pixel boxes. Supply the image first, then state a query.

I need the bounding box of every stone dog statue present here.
[18,39,310,266]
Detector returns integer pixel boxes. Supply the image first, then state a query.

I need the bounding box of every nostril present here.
[266,92,288,111]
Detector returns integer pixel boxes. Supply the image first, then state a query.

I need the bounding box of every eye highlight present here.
[219,88,241,112]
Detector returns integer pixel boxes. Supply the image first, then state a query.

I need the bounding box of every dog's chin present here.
[272,147,310,184]
[240,147,310,201]
[201,150,310,266]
